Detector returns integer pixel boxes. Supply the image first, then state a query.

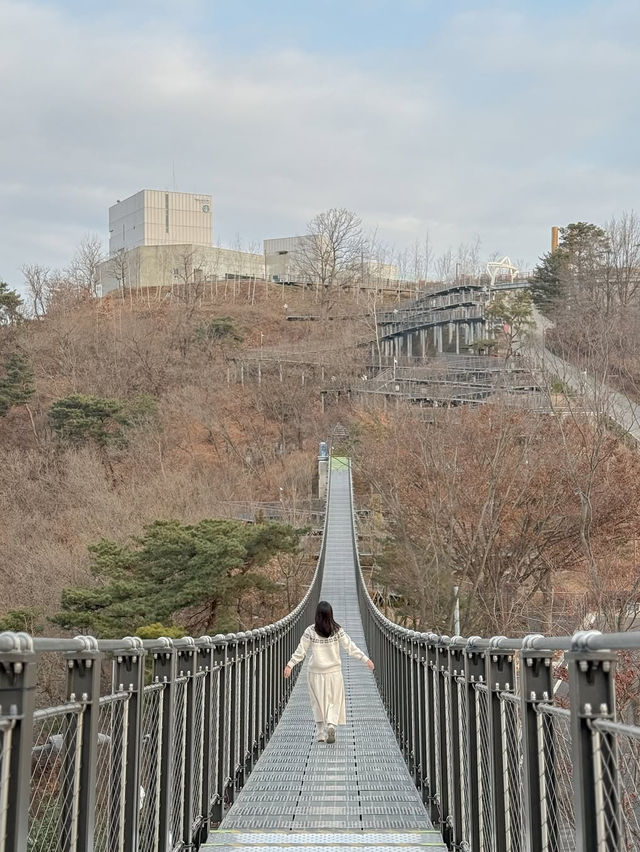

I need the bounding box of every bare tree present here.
[247,239,261,304]
[21,264,50,318]
[605,210,640,307]
[109,248,129,297]
[68,234,104,297]
[172,246,206,308]
[294,208,365,301]
[394,245,410,284]
[435,248,453,283]
[424,230,433,283]
[456,236,482,283]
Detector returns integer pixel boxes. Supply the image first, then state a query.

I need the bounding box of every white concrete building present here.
[98,244,264,296]
[109,190,213,254]
[99,190,399,296]
[99,189,265,295]
[263,236,308,282]
[263,235,398,287]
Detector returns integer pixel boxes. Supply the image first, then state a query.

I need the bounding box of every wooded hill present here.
[2,270,640,641]
[0,281,366,638]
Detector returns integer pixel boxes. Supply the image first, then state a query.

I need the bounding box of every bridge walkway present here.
[205,459,445,849]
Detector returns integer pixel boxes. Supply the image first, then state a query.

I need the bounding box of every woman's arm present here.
[283,630,311,677]
[339,630,374,669]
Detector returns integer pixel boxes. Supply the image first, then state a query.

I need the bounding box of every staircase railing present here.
[348,459,640,852]
[0,494,329,852]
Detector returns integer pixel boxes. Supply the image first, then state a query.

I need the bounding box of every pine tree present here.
[52,518,302,637]
[529,222,609,314]
[0,280,24,325]
[49,393,155,445]
[485,291,535,359]
[48,394,132,447]
[0,353,35,416]
[529,248,564,310]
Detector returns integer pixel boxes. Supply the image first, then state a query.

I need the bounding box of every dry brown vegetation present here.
[352,403,640,637]
[3,275,640,643]
[0,282,370,627]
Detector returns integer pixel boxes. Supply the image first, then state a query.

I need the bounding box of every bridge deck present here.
[206,461,445,849]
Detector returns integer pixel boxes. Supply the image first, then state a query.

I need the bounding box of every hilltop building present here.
[263,236,397,286]
[97,188,399,295]
[108,189,213,253]
[98,189,263,295]
[263,236,307,283]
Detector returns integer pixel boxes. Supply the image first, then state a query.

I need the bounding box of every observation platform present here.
[206,460,444,849]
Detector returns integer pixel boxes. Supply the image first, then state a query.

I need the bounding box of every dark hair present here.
[314,600,341,638]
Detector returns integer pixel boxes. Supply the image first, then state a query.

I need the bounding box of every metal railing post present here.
[227,636,240,806]
[425,634,439,824]
[520,636,555,852]
[0,632,36,852]
[151,637,176,851]
[236,632,249,788]
[245,631,257,774]
[401,631,410,762]
[409,631,420,782]
[416,634,429,806]
[392,628,401,743]
[447,638,465,849]
[275,624,285,724]
[464,638,485,852]
[265,626,275,739]
[486,638,515,852]
[63,636,101,852]
[567,632,620,852]
[436,636,451,846]
[176,637,200,848]
[197,636,214,844]
[211,635,228,825]
[113,636,146,852]
[256,628,266,756]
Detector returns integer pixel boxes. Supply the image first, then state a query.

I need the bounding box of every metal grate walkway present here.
[205,461,445,849]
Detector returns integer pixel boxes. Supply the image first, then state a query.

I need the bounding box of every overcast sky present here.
[1,0,639,288]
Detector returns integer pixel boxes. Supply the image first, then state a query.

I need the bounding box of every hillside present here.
[0,283,371,632]
[2,279,640,641]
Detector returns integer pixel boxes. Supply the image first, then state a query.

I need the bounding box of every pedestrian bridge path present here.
[4,452,640,852]
[208,459,444,849]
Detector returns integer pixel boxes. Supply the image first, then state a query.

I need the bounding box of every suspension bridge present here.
[1,455,640,851]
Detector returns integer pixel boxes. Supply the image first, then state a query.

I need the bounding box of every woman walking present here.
[283,600,375,743]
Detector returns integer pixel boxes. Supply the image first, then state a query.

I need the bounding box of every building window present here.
[165,193,169,234]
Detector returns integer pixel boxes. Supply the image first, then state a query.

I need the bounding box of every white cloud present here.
[1,0,639,289]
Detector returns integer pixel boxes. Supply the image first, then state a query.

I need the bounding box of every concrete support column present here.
[455,324,460,355]
[317,443,329,501]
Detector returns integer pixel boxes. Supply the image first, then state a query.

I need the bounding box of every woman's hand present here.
[283,665,292,679]
[366,659,375,671]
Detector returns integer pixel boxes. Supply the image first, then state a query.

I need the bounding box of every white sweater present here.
[287,625,369,674]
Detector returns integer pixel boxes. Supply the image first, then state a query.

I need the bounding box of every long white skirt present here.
[307,670,346,726]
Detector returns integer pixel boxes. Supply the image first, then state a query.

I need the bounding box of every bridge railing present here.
[347,461,640,852]
[0,516,328,852]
